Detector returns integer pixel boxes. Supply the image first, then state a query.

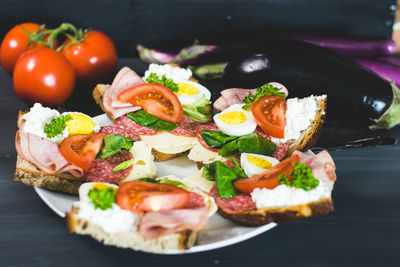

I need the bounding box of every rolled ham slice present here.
[103,67,143,119]
[139,207,209,240]
[15,131,84,177]
[294,150,337,182]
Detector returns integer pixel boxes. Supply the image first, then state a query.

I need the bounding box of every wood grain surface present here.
[0,0,396,56]
[0,59,400,266]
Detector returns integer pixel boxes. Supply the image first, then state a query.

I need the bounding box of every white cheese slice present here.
[188,141,226,164]
[140,132,197,154]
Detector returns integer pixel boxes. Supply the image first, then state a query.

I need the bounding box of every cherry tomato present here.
[234,154,300,193]
[60,30,117,82]
[116,181,192,214]
[0,23,57,76]
[251,95,286,138]
[13,48,75,106]
[117,83,183,123]
[59,133,106,171]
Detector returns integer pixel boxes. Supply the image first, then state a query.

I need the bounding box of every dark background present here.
[0,0,397,56]
[1,1,400,266]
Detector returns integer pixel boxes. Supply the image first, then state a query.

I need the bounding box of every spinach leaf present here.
[127,110,178,131]
[97,134,134,159]
[158,178,187,189]
[147,119,179,131]
[136,178,158,183]
[218,139,239,157]
[127,110,158,126]
[201,130,239,148]
[203,161,247,198]
[237,133,276,156]
[182,94,212,123]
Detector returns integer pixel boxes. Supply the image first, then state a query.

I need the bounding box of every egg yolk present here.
[66,113,96,135]
[90,183,110,190]
[247,155,272,169]
[219,111,247,125]
[176,83,199,95]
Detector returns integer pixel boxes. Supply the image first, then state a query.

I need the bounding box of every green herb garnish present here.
[127,110,178,131]
[203,160,247,198]
[43,115,72,139]
[182,94,212,123]
[146,73,178,92]
[278,162,319,191]
[113,159,134,172]
[242,83,285,110]
[136,178,158,183]
[88,187,116,210]
[97,134,134,159]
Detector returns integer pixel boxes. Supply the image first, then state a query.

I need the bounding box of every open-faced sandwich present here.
[93,64,213,161]
[184,83,336,225]
[188,82,327,165]
[14,104,157,194]
[66,176,217,253]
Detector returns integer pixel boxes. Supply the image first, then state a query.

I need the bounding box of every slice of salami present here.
[85,149,133,184]
[196,123,220,152]
[187,192,206,208]
[210,186,256,214]
[273,142,289,160]
[170,116,202,137]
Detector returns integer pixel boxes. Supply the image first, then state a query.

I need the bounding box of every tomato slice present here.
[59,133,107,171]
[117,83,183,124]
[233,154,300,194]
[116,181,192,214]
[251,95,286,138]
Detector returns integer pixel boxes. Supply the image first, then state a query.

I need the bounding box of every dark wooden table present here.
[1,59,399,267]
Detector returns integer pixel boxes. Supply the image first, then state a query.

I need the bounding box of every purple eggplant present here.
[352,57,400,88]
[288,35,397,57]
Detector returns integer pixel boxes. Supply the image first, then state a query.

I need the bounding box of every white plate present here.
[34,114,277,254]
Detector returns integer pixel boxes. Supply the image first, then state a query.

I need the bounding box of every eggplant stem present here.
[370,83,400,130]
[189,62,228,79]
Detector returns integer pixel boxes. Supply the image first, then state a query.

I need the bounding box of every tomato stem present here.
[22,24,49,49]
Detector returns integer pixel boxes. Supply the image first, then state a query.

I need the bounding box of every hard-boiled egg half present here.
[144,63,211,105]
[214,104,257,136]
[20,103,100,143]
[62,112,100,135]
[240,153,280,177]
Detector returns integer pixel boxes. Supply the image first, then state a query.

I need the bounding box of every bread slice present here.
[14,156,83,194]
[217,198,333,226]
[66,206,197,253]
[285,96,327,157]
[93,84,194,162]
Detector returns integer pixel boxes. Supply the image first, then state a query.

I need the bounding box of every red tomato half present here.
[251,95,286,139]
[60,30,117,82]
[13,48,75,106]
[59,133,106,171]
[234,154,300,194]
[116,181,192,214]
[0,23,57,76]
[117,83,183,123]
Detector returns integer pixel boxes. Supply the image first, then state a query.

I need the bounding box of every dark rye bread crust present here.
[218,198,333,226]
[66,206,198,253]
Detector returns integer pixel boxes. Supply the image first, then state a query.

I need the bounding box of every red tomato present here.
[59,133,106,171]
[116,181,192,214]
[13,48,75,106]
[60,30,117,82]
[0,23,57,76]
[118,83,183,123]
[251,95,286,138]
[234,154,300,194]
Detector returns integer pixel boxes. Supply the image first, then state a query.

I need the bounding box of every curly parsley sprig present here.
[146,73,178,92]
[44,115,72,139]
[242,83,285,110]
[278,162,319,191]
